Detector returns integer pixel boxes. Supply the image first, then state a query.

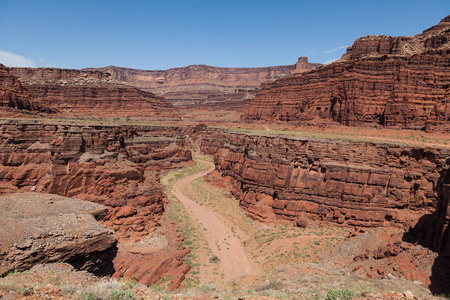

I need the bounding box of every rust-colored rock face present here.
[0,64,50,113]
[89,57,321,107]
[0,120,192,288]
[201,130,449,229]
[7,67,174,116]
[243,16,450,130]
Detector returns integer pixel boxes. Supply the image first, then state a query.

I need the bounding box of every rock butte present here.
[88,57,321,108]
[243,16,450,131]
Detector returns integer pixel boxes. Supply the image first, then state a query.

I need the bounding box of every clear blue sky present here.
[1,0,448,70]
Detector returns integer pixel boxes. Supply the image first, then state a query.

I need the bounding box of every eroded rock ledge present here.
[0,193,116,276]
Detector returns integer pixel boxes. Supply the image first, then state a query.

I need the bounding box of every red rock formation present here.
[0,120,192,288]
[88,57,321,107]
[243,16,450,130]
[326,230,444,289]
[8,67,174,116]
[201,129,448,228]
[112,224,191,290]
[413,166,450,259]
[293,57,322,74]
[0,64,51,113]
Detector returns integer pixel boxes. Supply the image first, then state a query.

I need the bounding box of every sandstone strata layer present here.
[0,120,193,288]
[89,57,321,107]
[243,16,450,130]
[8,67,173,116]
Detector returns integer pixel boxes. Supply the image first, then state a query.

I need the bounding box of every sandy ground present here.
[171,160,253,286]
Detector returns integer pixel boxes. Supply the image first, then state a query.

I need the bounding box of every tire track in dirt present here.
[171,160,252,285]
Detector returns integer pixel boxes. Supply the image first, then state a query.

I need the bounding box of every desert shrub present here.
[109,287,135,300]
[324,288,355,300]
[209,255,221,263]
[77,292,97,300]
[76,279,135,300]
[255,280,284,292]
[17,287,32,296]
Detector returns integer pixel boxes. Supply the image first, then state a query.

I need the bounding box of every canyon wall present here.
[201,130,450,231]
[89,57,321,107]
[8,67,174,117]
[0,64,51,113]
[0,120,193,288]
[243,16,450,130]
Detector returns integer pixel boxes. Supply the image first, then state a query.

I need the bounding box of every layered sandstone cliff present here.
[8,67,174,116]
[89,57,321,107]
[243,16,450,130]
[0,120,193,288]
[0,64,51,113]
[201,129,449,229]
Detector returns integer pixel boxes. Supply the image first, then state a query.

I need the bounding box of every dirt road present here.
[171,160,252,285]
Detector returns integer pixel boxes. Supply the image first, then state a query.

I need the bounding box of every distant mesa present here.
[87,57,321,109]
[242,15,450,131]
[5,67,174,117]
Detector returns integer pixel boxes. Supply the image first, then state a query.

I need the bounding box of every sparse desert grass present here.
[325,288,355,300]
[77,278,136,300]
[0,262,439,300]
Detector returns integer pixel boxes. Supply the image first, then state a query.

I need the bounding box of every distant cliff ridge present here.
[88,57,321,108]
[7,67,173,116]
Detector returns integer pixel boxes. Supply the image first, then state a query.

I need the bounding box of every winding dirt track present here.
[171,160,252,284]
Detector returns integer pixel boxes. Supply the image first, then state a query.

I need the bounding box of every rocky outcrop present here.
[89,57,321,107]
[0,64,51,113]
[8,67,174,116]
[201,129,450,228]
[342,16,450,61]
[243,16,450,130]
[112,224,191,290]
[0,120,192,288]
[325,230,445,290]
[412,164,450,259]
[0,193,117,276]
